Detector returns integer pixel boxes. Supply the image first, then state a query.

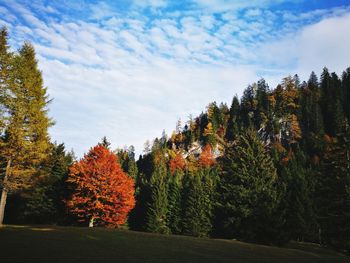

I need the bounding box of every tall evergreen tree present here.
[166,171,182,234]
[116,146,138,180]
[300,72,324,157]
[182,169,216,237]
[128,170,151,231]
[315,123,350,250]
[6,143,74,224]
[128,152,154,231]
[0,41,52,226]
[146,153,170,234]
[341,68,350,121]
[217,130,279,243]
[240,84,256,128]
[255,79,270,129]
[320,68,344,136]
[0,27,12,132]
[225,96,240,141]
[279,151,317,242]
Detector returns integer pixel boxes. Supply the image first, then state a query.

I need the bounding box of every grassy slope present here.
[0,225,348,263]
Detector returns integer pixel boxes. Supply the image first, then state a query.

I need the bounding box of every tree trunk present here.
[0,159,11,226]
[0,188,8,226]
[89,217,95,228]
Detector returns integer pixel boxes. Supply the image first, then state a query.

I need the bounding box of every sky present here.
[1,0,350,157]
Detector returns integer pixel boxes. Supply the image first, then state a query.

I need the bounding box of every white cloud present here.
[259,11,350,82]
[297,12,350,77]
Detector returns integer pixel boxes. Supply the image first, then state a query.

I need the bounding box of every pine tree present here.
[126,155,138,180]
[255,79,270,129]
[99,136,111,149]
[300,72,324,157]
[279,151,317,242]
[320,68,344,136]
[128,151,155,231]
[16,143,74,224]
[116,146,138,180]
[315,122,350,250]
[182,169,215,237]
[146,153,170,234]
[240,84,257,128]
[0,27,12,132]
[0,29,12,223]
[128,170,151,231]
[0,40,52,226]
[167,170,182,234]
[207,102,220,132]
[225,96,240,141]
[217,130,279,243]
[341,68,350,121]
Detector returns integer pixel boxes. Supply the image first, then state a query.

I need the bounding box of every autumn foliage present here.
[67,145,135,227]
[199,144,216,168]
[169,153,186,174]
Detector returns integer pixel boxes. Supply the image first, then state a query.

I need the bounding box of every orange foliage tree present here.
[66,145,135,227]
[169,153,186,174]
[199,144,216,168]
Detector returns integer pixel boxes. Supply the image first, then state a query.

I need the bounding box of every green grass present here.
[0,225,348,263]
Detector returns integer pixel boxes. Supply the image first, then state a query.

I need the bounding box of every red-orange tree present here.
[169,153,186,174]
[67,145,135,227]
[199,144,216,168]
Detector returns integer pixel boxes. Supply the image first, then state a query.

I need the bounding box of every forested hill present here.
[121,67,350,252]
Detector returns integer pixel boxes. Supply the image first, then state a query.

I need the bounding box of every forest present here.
[0,26,349,254]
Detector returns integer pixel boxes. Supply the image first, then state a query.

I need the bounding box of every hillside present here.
[0,225,348,263]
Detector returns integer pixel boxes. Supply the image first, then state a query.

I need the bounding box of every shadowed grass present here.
[0,225,348,263]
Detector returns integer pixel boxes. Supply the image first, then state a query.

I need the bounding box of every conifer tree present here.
[217,130,279,243]
[128,151,155,231]
[182,169,215,237]
[167,171,182,234]
[99,136,111,149]
[116,146,138,180]
[255,79,270,129]
[0,40,52,226]
[0,27,11,132]
[11,143,74,224]
[128,170,151,231]
[146,153,169,234]
[341,68,350,121]
[300,72,324,157]
[279,151,317,241]
[240,85,256,128]
[320,68,344,136]
[225,96,240,141]
[315,123,350,250]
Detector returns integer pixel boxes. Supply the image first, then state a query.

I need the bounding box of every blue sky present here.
[1,0,350,157]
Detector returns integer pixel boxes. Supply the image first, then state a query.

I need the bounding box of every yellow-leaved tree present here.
[0,28,52,225]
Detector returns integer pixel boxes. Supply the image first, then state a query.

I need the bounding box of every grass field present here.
[0,225,348,263]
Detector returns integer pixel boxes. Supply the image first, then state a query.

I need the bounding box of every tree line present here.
[0,27,349,253]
